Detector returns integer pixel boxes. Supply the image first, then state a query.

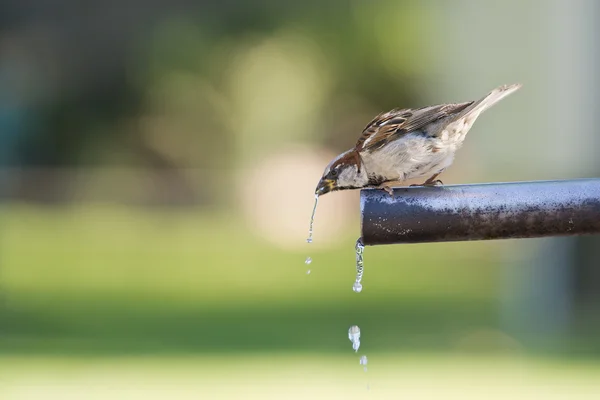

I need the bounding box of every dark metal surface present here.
[360,179,600,246]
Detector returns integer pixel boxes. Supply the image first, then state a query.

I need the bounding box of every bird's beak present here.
[315,178,336,196]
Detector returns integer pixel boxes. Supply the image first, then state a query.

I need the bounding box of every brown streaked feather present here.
[355,109,409,152]
[327,149,362,173]
[355,101,474,152]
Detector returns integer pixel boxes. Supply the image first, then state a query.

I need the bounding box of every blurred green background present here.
[2,0,600,398]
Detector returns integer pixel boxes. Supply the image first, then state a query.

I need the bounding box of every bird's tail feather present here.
[454,83,522,121]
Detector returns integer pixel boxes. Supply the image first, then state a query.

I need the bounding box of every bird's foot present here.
[376,184,395,196]
[410,179,444,187]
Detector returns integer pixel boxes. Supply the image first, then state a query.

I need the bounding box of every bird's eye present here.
[330,169,338,177]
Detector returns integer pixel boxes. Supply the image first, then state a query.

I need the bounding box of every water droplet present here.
[353,238,365,293]
[306,269,311,274]
[305,257,312,265]
[348,325,361,352]
[360,355,368,372]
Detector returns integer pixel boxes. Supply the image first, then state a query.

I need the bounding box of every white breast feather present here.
[361,121,472,182]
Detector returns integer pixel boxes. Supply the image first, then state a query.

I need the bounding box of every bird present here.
[315,83,522,196]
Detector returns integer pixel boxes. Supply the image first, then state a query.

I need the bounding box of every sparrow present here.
[315,83,522,196]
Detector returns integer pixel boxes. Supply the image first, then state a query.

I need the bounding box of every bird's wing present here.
[355,101,474,152]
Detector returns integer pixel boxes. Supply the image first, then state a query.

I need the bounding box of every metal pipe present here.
[360,179,600,246]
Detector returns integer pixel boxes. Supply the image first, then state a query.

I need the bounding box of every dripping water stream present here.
[352,239,368,387]
[306,194,319,244]
[353,238,364,293]
[305,192,369,385]
[305,194,319,273]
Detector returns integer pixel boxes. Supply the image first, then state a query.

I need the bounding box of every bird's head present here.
[315,150,368,196]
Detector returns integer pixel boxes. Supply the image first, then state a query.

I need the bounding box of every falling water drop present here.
[306,269,311,274]
[360,355,368,372]
[353,238,365,293]
[348,325,361,352]
[305,257,312,265]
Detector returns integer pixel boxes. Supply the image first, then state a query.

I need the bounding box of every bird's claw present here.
[426,179,444,186]
[411,179,444,187]
[376,184,395,196]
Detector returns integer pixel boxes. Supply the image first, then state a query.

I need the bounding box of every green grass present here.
[1,204,497,302]
[0,204,528,355]
[2,204,600,398]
